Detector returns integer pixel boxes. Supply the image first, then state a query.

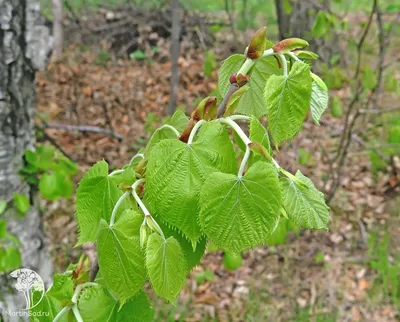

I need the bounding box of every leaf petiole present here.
[129,153,144,167]
[287,52,301,62]
[109,191,130,226]
[279,168,308,189]
[238,145,251,178]
[158,124,180,138]
[277,54,288,77]
[187,120,206,144]
[131,179,165,239]
[53,306,71,322]
[219,118,251,145]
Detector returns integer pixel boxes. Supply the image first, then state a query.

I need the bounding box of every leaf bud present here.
[273,38,309,54]
[247,27,267,60]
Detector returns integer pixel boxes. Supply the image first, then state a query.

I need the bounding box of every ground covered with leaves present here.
[35,19,400,322]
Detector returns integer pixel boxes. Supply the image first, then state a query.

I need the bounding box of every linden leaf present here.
[199,162,282,253]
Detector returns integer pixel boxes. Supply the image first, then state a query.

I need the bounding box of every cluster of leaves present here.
[21,144,78,201]
[0,216,22,273]
[34,28,331,320]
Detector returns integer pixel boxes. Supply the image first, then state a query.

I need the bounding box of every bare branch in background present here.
[40,123,124,140]
[168,0,182,115]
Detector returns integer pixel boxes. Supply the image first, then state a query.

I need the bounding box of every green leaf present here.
[331,96,343,118]
[47,274,74,302]
[281,170,329,229]
[385,72,399,93]
[109,167,135,186]
[30,292,62,322]
[145,126,179,156]
[362,67,377,90]
[0,200,7,215]
[146,234,187,302]
[310,74,329,125]
[39,173,60,201]
[159,222,207,272]
[168,109,189,133]
[117,291,154,322]
[224,85,250,116]
[218,54,245,99]
[97,211,146,304]
[145,121,237,244]
[236,56,282,117]
[249,116,272,166]
[265,61,312,147]
[13,193,30,215]
[5,246,22,271]
[78,285,118,322]
[199,162,282,253]
[267,217,290,246]
[219,55,281,118]
[76,160,131,245]
[312,11,330,38]
[0,219,6,238]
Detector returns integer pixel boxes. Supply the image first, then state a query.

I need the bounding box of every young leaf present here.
[219,55,281,118]
[76,160,131,245]
[218,54,246,99]
[144,126,178,155]
[199,162,282,253]
[13,193,29,215]
[281,170,329,230]
[0,219,6,238]
[30,292,62,322]
[224,85,250,116]
[159,222,207,272]
[310,74,329,125]
[78,285,118,322]
[168,109,189,134]
[267,217,290,246]
[236,56,282,117]
[145,121,237,244]
[249,116,272,166]
[117,291,154,322]
[362,66,377,90]
[110,167,136,187]
[146,234,187,302]
[331,96,343,118]
[265,61,312,147]
[97,211,146,304]
[312,11,330,38]
[0,200,6,215]
[47,274,74,301]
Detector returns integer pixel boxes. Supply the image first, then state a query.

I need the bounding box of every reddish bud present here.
[236,73,250,87]
[230,73,237,84]
[203,97,218,120]
[273,38,309,54]
[247,27,267,60]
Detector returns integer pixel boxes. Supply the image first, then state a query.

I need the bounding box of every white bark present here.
[0,0,52,320]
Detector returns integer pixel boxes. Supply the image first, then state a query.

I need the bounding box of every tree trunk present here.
[0,0,52,320]
[274,0,338,65]
[51,0,64,61]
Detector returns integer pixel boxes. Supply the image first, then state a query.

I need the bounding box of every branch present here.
[360,106,400,114]
[216,83,240,117]
[41,123,124,140]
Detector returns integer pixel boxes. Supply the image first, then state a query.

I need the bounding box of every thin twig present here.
[217,83,240,117]
[359,106,400,114]
[41,123,124,140]
[36,126,75,161]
